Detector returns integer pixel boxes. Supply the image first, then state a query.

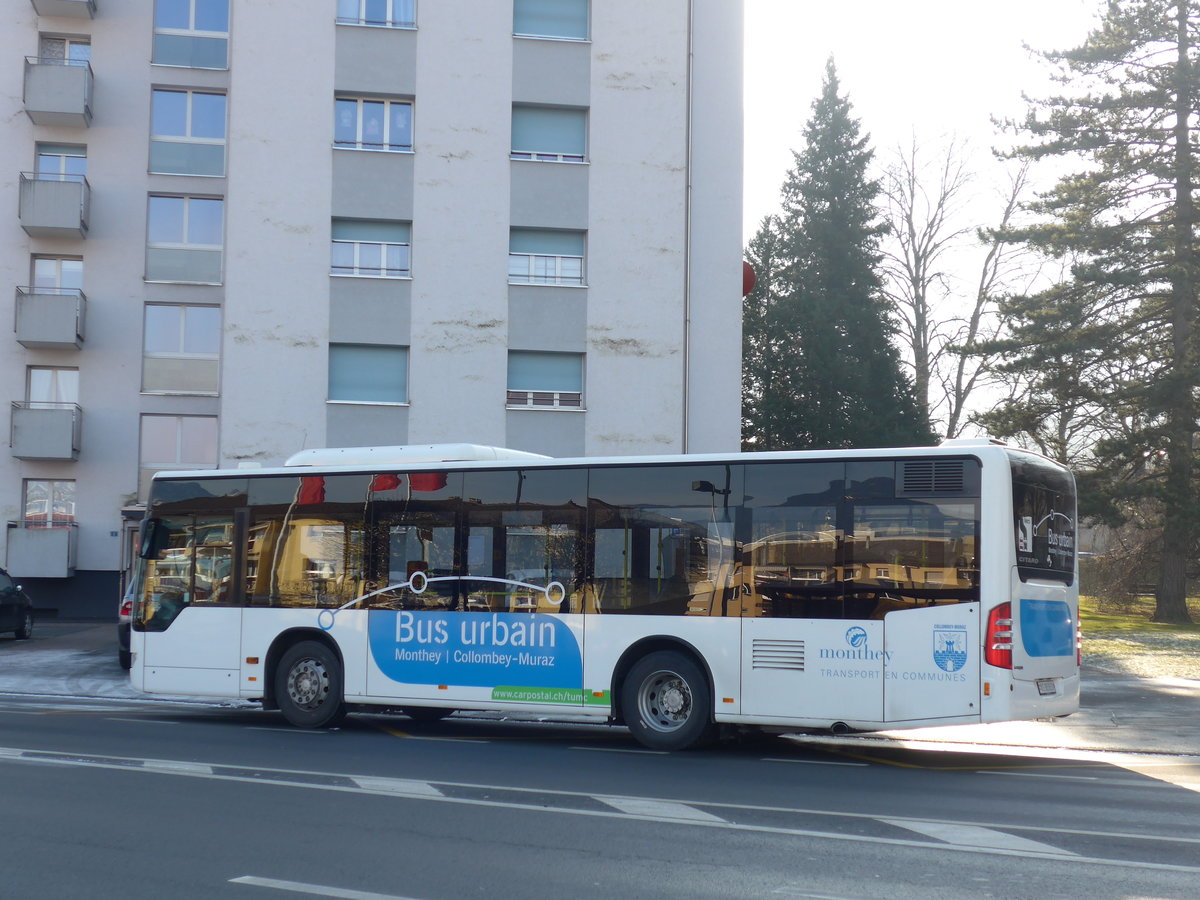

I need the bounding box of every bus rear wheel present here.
[621,650,715,751]
[276,640,346,728]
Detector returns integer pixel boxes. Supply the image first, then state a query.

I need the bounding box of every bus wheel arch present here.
[612,638,716,751]
[266,629,347,728]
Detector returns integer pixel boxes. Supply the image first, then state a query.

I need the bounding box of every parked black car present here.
[0,567,34,640]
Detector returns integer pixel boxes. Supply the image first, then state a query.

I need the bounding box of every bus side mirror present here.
[139,518,166,559]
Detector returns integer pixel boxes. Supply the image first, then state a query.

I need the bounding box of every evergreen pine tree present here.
[742,59,932,450]
[999,0,1199,623]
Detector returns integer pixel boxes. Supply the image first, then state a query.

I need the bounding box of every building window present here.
[337,0,415,28]
[511,106,586,162]
[35,144,86,181]
[329,344,409,403]
[146,195,223,284]
[27,367,79,408]
[513,0,588,40]
[23,480,76,527]
[140,415,218,466]
[334,98,413,152]
[139,414,218,498]
[143,304,221,394]
[153,0,229,69]
[32,257,83,292]
[150,89,227,176]
[331,219,411,278]
[508,229,585,285]
[506,351,583,408]
[39,35,91,64]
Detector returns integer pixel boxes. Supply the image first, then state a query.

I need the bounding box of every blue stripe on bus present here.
[1019,598,1074,657]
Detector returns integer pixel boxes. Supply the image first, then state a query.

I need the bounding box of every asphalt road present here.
[2,692,1199,900]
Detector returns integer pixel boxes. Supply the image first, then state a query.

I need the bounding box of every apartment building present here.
[0,0,744,616]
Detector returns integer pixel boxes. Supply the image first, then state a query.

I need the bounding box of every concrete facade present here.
[0,0,743,616]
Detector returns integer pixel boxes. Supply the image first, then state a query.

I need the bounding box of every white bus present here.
[129,439,1080,750]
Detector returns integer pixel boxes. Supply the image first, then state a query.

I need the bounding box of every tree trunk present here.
[1155,2,1197,625]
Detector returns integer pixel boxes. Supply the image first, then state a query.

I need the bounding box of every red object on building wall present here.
[742,261,756,296]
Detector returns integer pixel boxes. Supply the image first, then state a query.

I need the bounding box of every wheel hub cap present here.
[288,659,328,709]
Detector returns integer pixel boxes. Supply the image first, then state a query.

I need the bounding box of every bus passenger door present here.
[882,603,980,722]
[139,515,242,697]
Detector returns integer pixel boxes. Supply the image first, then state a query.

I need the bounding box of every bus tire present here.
[621,650,716,751]
[118,648,132,670]
[276,640,346,729]
[401,707,453,723]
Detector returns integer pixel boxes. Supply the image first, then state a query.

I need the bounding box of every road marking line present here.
[142,760,214,775]
[569,746,669,755]
[246,727,332,735]
[880,819,1077,856]
[978,771,1100,782]
[600,798,727,823]
[230,875,420,899]
[108,717,180,725]
[349,777,443,798]
[762,758,869,766]
[4,744,1200,871]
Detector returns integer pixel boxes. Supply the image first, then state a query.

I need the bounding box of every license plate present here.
[1037,678,1056,696]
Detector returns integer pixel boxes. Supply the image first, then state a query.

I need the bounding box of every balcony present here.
[5,522,77,579]
[10,402,82,461]
[23,57,93,127]
[15,287,86,349]
[19,172,90,237]
[30,0,96,16]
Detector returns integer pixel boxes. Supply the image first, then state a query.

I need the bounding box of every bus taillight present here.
[985,602,1013,669]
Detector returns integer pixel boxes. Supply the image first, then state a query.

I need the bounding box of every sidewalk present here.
[3,622,1198,756]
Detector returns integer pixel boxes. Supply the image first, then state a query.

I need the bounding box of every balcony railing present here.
[19,172,91,237]
[23,57,93,127]
[30,0,96,17]
[510,150,585,163]
[10,401,82,460]
[15,286,86,349]
[506,390,583,409]
[507,252,584,286]
[5,520,78,579]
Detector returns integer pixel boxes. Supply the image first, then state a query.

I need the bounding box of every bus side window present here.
[849,499,980,617]
[743,461,844,619]
[588,465,742,616]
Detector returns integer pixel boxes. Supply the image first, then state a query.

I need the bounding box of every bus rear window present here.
[1009,454,1076,584]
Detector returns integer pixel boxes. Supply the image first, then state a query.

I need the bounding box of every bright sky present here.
[743,0,1102,241]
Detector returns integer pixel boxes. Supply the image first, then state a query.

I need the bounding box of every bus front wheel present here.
[276,640,346,729]
[621,650,716,751]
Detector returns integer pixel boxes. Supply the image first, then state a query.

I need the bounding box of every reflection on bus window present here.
[844,500,980,616]
[589,465,741,616]
[246,517,365,608]
[137,515,234,630]
[743,461,981,619]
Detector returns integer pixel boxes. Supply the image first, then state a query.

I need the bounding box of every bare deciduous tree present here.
[881,139,1034,437]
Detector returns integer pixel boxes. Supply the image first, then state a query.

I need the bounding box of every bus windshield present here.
[1009,452,1077,584]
